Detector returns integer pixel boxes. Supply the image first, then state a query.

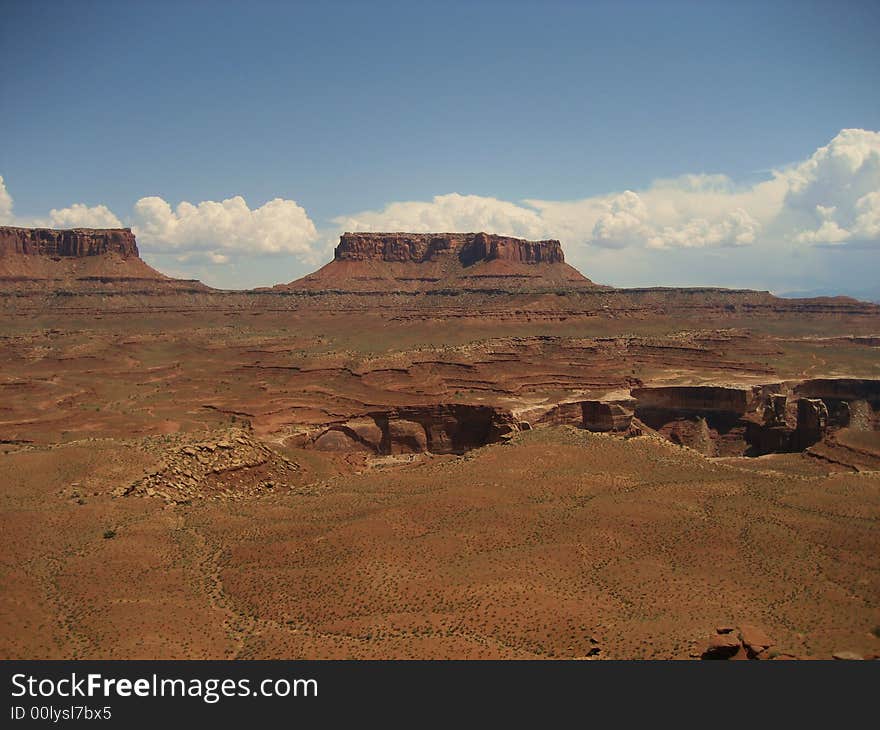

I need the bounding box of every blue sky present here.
[1,0,879,295]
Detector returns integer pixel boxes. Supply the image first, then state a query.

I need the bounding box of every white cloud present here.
[132,195,319,262]
[0,177,123,229]
[0,176,323,270]
[330,130,877,254]
[852,191,880,239]
[48,203,123,229]
[590,191,651,249]
[0,127,877,292]
[782,128,880,245]
[526,174,783,250]
[329,178,774,253]
[0,175,12,223]
[332,192,550,240]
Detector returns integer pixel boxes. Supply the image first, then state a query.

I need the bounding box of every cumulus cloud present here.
[0,178,123,229]
[783,128,880,245]
[331,130,877,254]
[330,177,775,252]
[332,192,550,240]
[1,127,877,290]
[0,175,323,271]
[48,203,123,229]
[132,195,319,262]
[526,174,782,250]
[0,175,12,224]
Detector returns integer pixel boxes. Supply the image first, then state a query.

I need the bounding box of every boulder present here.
[739,624,774,657]
[701,633,742,659]
[831,651,863,661]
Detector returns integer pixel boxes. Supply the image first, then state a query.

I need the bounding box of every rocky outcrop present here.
[631,386,753,413]
[307,404,519,455]
[282,232,596,292]
[0,226,139,258]
[522,399,634,432]
[795,398,829,449]
[763,394,788,427]
[333,232,566,265]
[698,625,776,660]
[581,401,634,432]
[0,225,211,292]
[664,416,715,455]
[746,395,836,454]
[528,401,586,428]
[794,378,879,430]
[631,386,754,456]
[123,428,299,503]
[626,382,875,457]
[794,378,880,405]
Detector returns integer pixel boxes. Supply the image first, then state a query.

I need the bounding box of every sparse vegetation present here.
[1,281,878,660]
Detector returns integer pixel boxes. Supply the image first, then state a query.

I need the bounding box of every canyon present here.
[1,227,878,660]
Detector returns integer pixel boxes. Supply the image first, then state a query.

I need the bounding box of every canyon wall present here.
[306,404,520,455]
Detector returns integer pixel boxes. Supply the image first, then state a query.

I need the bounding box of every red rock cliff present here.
[0,225,216,292]
[0,226,139,258]
[334,232,566,266]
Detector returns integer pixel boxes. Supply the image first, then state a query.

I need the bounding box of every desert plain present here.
[1,227,878,660]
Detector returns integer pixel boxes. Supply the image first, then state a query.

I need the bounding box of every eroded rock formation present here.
[631,385,753,413]
[124,429,299,503]
[282,232,596,292]
[293,377,878,460]
[631,386,755,456]
[699,625,777,660]
[796,398,829,449]
[306,404,519,455]
[334,232,567,265]
[0,225,210,292]
[0,226,139,258]
[581,401,634,432]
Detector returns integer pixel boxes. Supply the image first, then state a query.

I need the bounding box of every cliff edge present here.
[282,232,598,292]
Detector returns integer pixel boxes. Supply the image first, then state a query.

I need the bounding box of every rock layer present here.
[305,404,520,455]
[334,232,566,265]
[283,232,596,292]
[0,226,139,258]
[0,225,210,292]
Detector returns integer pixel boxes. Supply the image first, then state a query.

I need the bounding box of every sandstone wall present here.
[0,226,139,258]
[334,232,566,266]
[630,386,753,414]
[309,404,519,455]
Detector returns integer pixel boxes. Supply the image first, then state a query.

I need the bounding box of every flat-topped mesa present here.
[0,226,139,258]
[284,231,595,292]
[335,232,566,266]
[0,225,212,293]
